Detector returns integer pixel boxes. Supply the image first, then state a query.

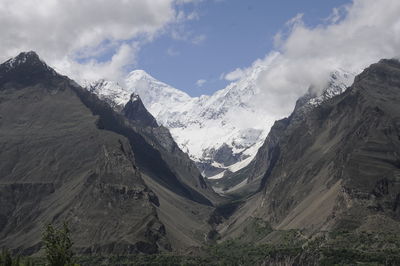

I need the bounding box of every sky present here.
[138,0,351,96]
[1,0,400,109]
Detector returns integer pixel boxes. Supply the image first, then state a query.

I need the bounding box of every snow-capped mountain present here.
[84,66,355,179]
[84,79,131,111]
[124,66,276,178]
[293,69,357,120]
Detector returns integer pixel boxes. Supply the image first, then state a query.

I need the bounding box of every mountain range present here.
[1,51,400,264]
[85,63,355,184]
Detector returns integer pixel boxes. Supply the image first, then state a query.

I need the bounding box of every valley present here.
[1,52,400,265]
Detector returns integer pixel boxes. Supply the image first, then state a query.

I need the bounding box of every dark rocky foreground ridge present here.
[0,52,220,255]
[1,52,400,265]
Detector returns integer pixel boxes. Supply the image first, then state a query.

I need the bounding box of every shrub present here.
[42,222,74,266]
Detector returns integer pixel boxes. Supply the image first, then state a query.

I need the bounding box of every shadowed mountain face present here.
[0,52,218,255]
[72,84,217,207]
[122,93,158,128]
[88,79,222,250]
[73,81,221,249]
[82,78,221,206]
[220,59,400,239]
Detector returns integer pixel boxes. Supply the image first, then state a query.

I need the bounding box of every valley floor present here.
[4,229,400,266]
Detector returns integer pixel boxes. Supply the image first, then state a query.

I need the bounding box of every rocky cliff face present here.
[0,52,217,255]
[122,93,158,128]
[72,82,220,250]
[209,70,355,196]
[220,59,400,240]
[0,52,169,254]
[84,78,220,205]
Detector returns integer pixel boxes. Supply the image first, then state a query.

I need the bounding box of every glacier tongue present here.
[83,66,355,179]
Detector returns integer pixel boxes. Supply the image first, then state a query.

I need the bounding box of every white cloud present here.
[223,68,245,81]
[0,0,197,83]
[196,79,206,87]
[285,13,304,27]
[325,7,346,24]
[54,43,139,83]
[229,0,400,119]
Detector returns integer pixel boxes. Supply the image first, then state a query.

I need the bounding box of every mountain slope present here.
[72,86,219,249]
[209,69,356,196]
[219,59,400,241]
[0,52,217,254]
[83,79,220,205]
[0,52,169,254]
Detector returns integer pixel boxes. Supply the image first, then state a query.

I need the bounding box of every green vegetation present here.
[305,230,400,265]
[237,217,274,242]
[204,240,304,265]
[0,249,34,266]
[320,248,400,265]
[62,242,305,266]
[42,222,75,266]
[2,228,400,265]
[326,230,400,251]
[0,223,75,266]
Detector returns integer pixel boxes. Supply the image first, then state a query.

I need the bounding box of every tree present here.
[42,222,74,266]
[1,248,13,266]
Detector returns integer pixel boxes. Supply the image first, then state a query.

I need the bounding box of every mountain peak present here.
[125,69,192,109]
[16,50,40,60]
[123,92,158,127]
[5,51,43,68]
[0,51,58,87]
[127,69,154,80]
[130,92,140,102]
